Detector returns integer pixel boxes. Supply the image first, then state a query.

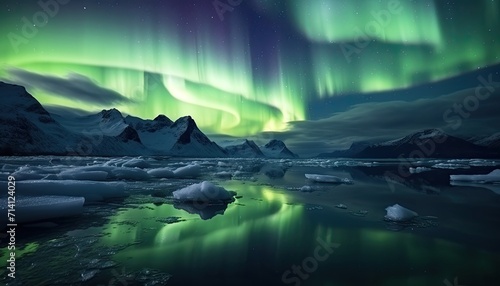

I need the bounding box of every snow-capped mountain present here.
[0,82,147,156]
[470,133,500,149]
[0,82,71,155]
[162,116,227,157]
[125,114,173,133]
[52,104,226,157]
[1,81,299,158]
[52,108,129,137]
[260,139,298,158]
[318,129,500,159]
[221,139,265,158]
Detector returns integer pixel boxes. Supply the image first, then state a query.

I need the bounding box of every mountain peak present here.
[261,139,298,158]
[171,116,197,131]
[265,139,286,149]
[154,114,173,124]
[100,108,123,119]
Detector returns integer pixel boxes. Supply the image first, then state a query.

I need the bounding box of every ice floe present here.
[0,196,84,224]
[147,167,175,178]
[121,158,151,168]
[305,174,352,184]
[409,167,431,174]
[172,181,236,203]
[450,169,500,183]
[384,204,418,222]
[13,180,127,202]
[432,163,470,169]
[173,164,202,178]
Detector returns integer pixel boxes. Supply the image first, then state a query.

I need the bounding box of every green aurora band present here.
[1,0,499,136]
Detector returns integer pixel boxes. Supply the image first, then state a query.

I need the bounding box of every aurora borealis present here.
[1,0,500,153]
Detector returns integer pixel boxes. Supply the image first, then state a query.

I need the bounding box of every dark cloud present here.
[44,105,95,118]
[5,68,134,106]
[265,85,500,157]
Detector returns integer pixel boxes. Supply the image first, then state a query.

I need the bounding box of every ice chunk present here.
[468,160,499,167]
[335,204,348,209]
[384,204,418,222]
[173,164,201,178]
[13,180,127,202]
[110,167,151,180]
[300,185,313,192]
[122,158,151,168]
[0,196,84,224]
[432,163,470,169]
[147,167,175,178]
[214,171,233,178]
[305,174,352,184]
[172,181,235,203]
[11,166,48,180]
[450,169,500,183]
[409,167,431,174]
[58,169,109,181]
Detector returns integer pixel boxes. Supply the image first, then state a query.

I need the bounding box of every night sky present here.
[1,0,500,156]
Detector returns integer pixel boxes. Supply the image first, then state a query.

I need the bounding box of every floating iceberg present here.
[110,167,151,180]
[409,167,431,174]
[147,167,175,178]
[300,185,313,192]
[384,204,418,222]
[58,169,109,181]
[0,196,84,224]
[172,181,235,203]
[121,158,151,168]
[14,180,127,202]
[305,174,352,184]
[173,164,201,178]
[214,171,233,178]
[450,169,500,183]
[432,163,470,170]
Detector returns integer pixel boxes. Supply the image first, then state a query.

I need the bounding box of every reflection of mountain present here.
[0,82,297,158]
[319,129,500,159]
[343,163,500,195]
[340,165,444,194]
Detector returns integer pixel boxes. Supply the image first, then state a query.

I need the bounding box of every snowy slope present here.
[260,139,298,159]
[222,139,265,158]
[0,82,76,155]
[357,129,490,158]
[317,129,499,159]
[0,82,147,156]
[53,108,129,137]
[52,105,225,157]
[472,133,500,149]
[168,116,227,157]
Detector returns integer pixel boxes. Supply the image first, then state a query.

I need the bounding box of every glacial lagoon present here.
[1,157,500,285]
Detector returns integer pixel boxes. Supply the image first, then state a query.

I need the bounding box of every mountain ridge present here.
[0,82,297,158]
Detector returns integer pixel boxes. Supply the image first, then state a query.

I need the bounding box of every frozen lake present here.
[1,156,500,285]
